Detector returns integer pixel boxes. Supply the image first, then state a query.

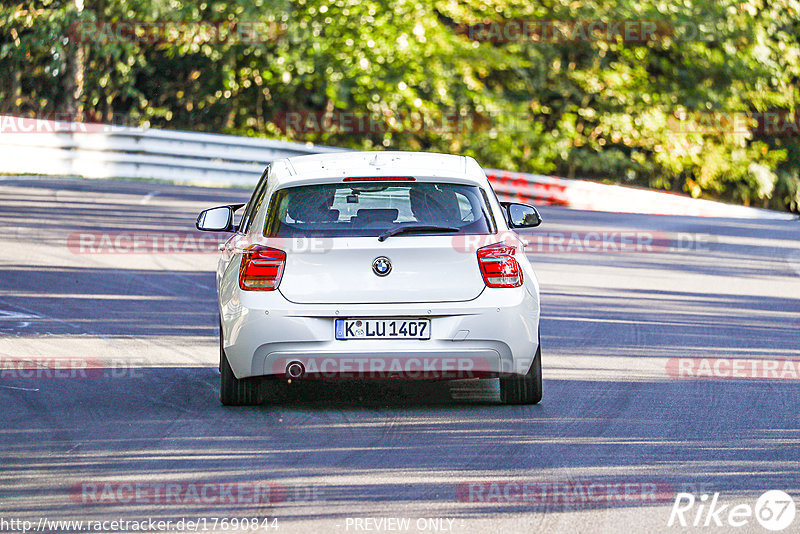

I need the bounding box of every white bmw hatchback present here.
[197,151,543,405]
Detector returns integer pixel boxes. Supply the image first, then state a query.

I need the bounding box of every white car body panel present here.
[278,236,487,304]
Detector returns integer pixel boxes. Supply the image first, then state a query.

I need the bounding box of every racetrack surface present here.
[1,176,799,533]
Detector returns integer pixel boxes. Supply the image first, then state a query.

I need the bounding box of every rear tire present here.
[500,337,542,405]
[219,326,262,406]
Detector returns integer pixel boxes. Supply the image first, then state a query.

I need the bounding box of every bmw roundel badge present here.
[372,256,392,277]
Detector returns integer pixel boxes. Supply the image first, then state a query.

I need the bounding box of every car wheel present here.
[219,323,262,406]
[499,335,542,405]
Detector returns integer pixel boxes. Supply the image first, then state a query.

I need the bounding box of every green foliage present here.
[1,0,798,211]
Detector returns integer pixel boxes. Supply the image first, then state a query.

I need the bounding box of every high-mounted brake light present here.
[239,245,286,291]
[342,176,415,182]
[477,243,523,288]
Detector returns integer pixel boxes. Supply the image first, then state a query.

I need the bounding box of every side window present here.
[238,167,270,233]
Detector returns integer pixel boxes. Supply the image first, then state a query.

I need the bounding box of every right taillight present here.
[239,245,286,291]
[477,243,523,288]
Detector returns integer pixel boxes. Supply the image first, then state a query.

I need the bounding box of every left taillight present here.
[239,245,286,291]
[477,243,523,288]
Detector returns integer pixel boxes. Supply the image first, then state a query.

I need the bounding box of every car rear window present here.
[264,182,495,237]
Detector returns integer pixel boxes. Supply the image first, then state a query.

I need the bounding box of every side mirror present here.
[196,206,234,232]
[501,202,543,228]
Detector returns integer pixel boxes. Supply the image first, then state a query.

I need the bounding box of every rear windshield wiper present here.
[377,225,459,242]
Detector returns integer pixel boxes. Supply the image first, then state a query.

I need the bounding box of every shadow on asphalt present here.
[2,367,798,521]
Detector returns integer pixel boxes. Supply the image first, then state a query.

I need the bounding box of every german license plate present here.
[335,319,430,340]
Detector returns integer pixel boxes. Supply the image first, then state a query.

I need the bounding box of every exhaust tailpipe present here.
[286,361,305,379]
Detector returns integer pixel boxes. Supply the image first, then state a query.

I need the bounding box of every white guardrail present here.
[0,115,792,219]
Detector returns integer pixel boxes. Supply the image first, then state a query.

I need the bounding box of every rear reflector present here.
[239,245,286,291]
[343,176,415,182]
[477,243,523,288]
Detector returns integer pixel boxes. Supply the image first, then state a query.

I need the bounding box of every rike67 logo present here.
[669,490,796,531]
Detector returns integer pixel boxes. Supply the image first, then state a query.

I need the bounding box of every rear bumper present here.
[221,288,540,380]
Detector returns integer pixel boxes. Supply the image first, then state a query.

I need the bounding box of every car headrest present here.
[287,189,338,222]
[409,187,460,225]
[354,208,399,225]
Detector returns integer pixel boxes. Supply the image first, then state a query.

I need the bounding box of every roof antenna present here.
[369,153,380,166]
